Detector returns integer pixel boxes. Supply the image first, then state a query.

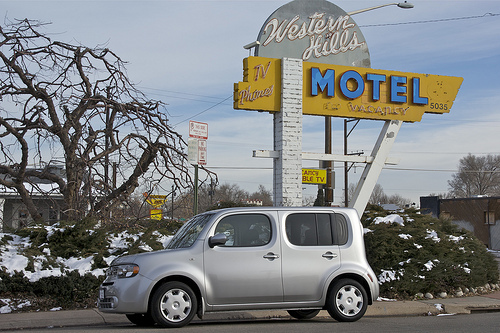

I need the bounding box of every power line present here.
[172,95,233,128]
[359,12,499,28]
[139,86,227,104]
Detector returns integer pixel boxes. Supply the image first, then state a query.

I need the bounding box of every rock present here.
[438,292,447,298]
[464,287,470,293]
[425,292,434,299]
[415,292,424,298]
[455,290,464,297]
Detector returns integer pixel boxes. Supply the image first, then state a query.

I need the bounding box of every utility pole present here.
[104,86,111,192]
[171,185,175,220]
[104,86,111,219]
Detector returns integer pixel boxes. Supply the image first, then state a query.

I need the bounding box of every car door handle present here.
[322,251,338,260]
[263,252,280,260]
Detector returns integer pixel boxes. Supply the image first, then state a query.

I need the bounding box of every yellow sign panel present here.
[302,168,327,184]
[143,193,167,208]
[234,57,463,122]
[234,57,281,112]
[150,209,163,220]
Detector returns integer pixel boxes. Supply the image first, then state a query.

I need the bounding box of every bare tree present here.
[368,183,387,205]
[448,154,500,198]
[367,183,411,208]
[248,185,273,206]
[0,19,215,223]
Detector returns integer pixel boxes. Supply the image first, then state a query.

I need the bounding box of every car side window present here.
[214,214,271,247]
[286,213,347,246]
[334,213,348,245]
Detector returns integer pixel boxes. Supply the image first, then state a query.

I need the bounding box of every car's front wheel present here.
[287,309,321,320]
[150,281,198,328]
[326,278,368,322]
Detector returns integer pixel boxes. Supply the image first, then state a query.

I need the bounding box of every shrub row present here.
[363,206,499,299]
[1,209,499,310]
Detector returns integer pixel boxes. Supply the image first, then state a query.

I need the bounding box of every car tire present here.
[326,278,368,322]
[287,309,321,320]
[150,281,198,328]
[125,313,156,326]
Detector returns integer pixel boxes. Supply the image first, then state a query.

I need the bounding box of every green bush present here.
[364,209,499,298]
[0,270,104,310]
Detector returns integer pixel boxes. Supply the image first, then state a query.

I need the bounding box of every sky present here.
[1,0,500,206]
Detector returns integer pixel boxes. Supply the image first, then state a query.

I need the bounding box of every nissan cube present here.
[98,207,379,328]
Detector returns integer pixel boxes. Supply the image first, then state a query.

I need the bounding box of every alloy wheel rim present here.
[160,288,192,322]
[335,285,364,316]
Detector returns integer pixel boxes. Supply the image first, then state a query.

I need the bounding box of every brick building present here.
[420,196,500,250]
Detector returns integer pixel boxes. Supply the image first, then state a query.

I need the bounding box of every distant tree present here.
[249,185,273,206]
[174,183,273,219]
[0,19,216,224]
[369,183,387,205]
[448,154,500,197]
[386,193,412,208]
[367,184,411,208]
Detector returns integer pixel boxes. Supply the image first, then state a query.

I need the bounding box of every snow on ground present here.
[0,299,31,314]
[0,225,173,313]
[0,228,172,282]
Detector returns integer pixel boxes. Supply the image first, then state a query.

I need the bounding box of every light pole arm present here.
[347,1,414,16]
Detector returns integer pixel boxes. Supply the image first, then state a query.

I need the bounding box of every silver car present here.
[98,207,379,328]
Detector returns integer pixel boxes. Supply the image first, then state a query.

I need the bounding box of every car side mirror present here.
[209,233,228,248]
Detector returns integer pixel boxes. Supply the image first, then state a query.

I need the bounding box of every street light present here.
[342,2,414,206]
[347,1,414,16]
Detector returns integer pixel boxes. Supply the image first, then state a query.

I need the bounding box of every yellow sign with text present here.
[143,193,167,208]
[234,57,463,122]
[302,168,327,184]
[150,209,163,220]
[234,57,281,112]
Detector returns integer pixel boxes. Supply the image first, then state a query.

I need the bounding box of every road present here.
[12,312,500,333]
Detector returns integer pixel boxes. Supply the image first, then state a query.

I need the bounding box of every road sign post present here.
[189,121,208,215]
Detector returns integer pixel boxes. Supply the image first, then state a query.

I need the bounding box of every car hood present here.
[110,249,173,265]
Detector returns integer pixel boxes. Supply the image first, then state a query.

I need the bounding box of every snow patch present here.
[425,229,441,242]
[374,214,405,226]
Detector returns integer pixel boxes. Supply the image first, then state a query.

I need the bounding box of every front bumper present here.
[97,275,153,314]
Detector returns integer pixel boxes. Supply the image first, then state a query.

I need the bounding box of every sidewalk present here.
[1,291,499,331]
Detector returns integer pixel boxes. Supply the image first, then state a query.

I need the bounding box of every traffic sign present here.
[189,121,208,139]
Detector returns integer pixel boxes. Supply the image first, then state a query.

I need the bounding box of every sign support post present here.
[194,164,199,215]
[350,119,402,214]
[188,120,208,216]
[273,58,303,206]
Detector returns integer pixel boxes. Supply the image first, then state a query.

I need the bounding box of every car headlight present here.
[106,264,140,278]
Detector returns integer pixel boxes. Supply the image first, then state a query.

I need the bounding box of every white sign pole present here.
[273,58,303,207]
[188,121,208,215]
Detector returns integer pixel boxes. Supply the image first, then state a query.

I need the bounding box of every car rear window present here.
[286,213,348,246]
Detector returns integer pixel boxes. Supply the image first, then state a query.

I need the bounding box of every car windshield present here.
[166,213,214,249]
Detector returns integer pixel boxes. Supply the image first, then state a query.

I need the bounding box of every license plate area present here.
[99,288,105,300]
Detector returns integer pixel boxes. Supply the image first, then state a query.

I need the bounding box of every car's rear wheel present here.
[326,278,367,322]
[287,309,321,320]
[150,281,197,328]
[125,313,156,326]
